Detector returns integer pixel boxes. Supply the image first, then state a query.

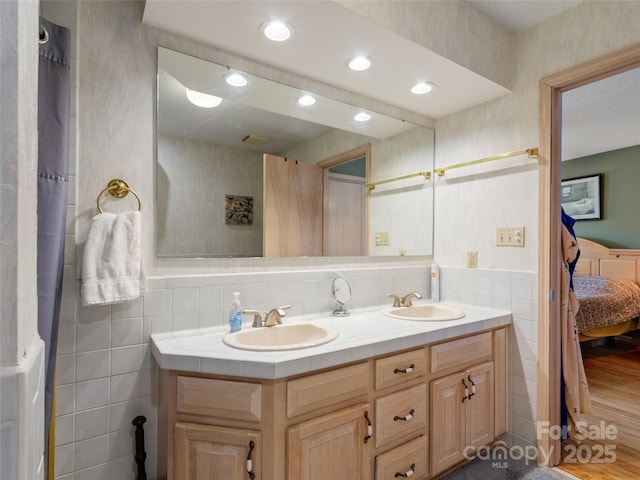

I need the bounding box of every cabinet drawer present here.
[375,348,426,391]
[176,376,262,422]
[375,435,428,480]
[431,332,492,374]
[375,383,426,448]
[287,362,369,418]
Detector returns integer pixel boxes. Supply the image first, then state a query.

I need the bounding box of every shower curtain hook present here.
[39,24,49,44]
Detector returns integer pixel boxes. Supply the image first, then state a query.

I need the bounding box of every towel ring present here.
[96,179,142,213]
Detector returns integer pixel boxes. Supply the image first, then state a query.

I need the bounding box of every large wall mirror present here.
[156,47,434,258]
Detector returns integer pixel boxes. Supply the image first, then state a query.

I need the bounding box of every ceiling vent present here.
[242,134,269,145]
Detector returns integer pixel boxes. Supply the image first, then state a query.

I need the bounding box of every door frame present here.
[317,144,371,254]
[537,42,640,466]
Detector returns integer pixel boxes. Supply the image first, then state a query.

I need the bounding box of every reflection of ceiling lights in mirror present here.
[185,88,222,108]
[354,112,371,122]
[224,73,248,87]
[298,95,316,106]
[347,56,372,71]
[411,82,435,95]
[261,20,293,42]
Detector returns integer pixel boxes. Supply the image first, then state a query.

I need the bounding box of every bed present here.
[573,237,640,342]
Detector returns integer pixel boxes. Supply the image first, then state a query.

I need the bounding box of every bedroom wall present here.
[562,144,640,249]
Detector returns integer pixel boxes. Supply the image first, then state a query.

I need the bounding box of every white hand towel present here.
[81,211,142,306]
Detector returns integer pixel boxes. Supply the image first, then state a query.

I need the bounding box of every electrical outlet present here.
[466,251,478,268]
[375,232,390,246]
[496,227,525,247]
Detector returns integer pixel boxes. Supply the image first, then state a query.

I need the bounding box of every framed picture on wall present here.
[560,174,602,220]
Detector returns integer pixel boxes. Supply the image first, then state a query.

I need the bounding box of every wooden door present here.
[174,422,260,480]
[287,403,371,480]
[430,372,465,476]
[323,171,366,256]
[263,154,323,257]
[465,362,495,451]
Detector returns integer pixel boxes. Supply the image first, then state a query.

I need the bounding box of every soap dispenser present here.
[228,292,243,332]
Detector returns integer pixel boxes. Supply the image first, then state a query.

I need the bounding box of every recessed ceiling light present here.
[347,56,372,71]
[354,112,371,122]
[261,20,293,42]
[298,95,316,106]
[411,82,435,95]
[185,88,222,108]
[224,73,248,87]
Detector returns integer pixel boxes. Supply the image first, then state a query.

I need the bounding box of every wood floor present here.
[557,338,640,480]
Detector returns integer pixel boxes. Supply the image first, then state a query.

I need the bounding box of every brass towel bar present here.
[96,178,142,213]
[434,147,539,176]
[366,171,431,190]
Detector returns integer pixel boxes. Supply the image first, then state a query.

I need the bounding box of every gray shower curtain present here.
[38,17,70,477]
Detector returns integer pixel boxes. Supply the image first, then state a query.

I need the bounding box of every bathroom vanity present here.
[152,304,511,480]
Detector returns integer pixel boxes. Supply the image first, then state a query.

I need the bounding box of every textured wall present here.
[157,134,263,257]
[434,0,640,271]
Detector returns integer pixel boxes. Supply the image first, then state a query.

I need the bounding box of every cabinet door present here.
[174,422,260,480]
[287,403,371,480]
[465,362,494,451]
[430,372,465,476]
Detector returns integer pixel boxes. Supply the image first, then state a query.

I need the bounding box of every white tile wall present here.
[439,266,538,448]
[54,265,430,479]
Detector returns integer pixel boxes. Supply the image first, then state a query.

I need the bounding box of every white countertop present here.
[151,302,512,380]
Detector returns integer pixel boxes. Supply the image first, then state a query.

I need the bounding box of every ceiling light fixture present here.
[261,20,293,42]
[298,95,316,106]
[224,73,248,87]
[185,88,222,108]
[347,56,372,71]
[411,82,435,95]
[354,112,371,122]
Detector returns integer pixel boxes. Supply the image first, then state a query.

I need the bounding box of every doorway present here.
[318,144,370,256]
[537,43,640,470]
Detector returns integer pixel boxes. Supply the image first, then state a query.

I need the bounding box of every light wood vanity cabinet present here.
[159,327,507,480]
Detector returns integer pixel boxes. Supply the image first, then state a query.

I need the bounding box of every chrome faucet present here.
[244,305,291,327]
[401,292,422,307]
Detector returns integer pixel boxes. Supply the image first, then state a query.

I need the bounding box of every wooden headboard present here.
[575,237,640,284]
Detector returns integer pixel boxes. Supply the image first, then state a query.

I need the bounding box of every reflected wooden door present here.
[323,171,366,256]
[263,154,323,257]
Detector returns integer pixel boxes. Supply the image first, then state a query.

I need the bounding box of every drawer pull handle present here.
[467,375,476,397]
[394,409,415,422]
[394,363,415,374]
[247,440,256,479]
[364,410,373,443]
[462,379,469,402]
[395,463,415,477]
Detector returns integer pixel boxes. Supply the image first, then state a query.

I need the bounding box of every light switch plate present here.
[375,232,390,246]
[496,227,525,247]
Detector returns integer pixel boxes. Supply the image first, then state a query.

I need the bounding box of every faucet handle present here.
[388,294,401,308]
[243,310,263,328]
[401,292,422,307]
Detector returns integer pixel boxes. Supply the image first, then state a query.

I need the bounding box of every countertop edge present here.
[152,305,512,380]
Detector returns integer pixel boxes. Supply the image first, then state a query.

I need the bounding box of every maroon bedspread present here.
[573,275,640,332]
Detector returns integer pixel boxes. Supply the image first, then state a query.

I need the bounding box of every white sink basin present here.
[382,304,465,321]
[223,323,339,351]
